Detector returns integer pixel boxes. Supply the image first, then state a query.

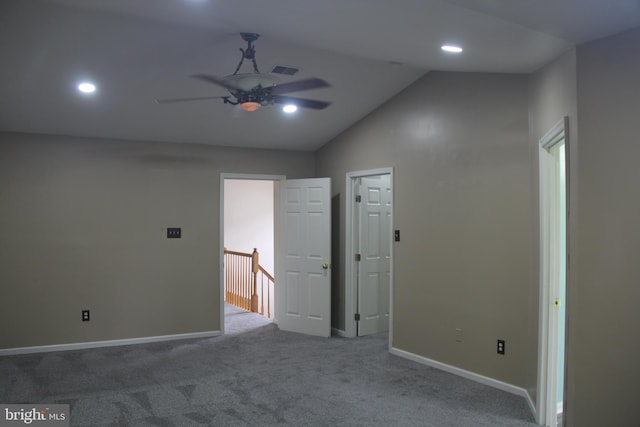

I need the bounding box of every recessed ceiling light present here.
[441,45,463,53]
[283,104,297,113]
[77,82,96,93]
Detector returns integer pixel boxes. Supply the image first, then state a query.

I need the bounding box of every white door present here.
[277,178,331,337]
[537,118,568,427]
[357,176,391,336]
[546,141,567,426]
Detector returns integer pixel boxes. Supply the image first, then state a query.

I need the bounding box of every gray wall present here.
[0,132,314,349]
[527,48,578,408]
[568,28,640,426]
[316,72,535,389]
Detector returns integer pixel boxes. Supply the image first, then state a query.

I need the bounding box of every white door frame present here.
[345,167,394,344]
[219,173,286,335]
[536,117,569,426]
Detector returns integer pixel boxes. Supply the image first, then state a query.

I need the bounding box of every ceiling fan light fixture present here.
[241,101,261,112]
[283,104,298,113]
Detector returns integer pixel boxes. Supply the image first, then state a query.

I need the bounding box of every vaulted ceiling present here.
[1,0,639,151]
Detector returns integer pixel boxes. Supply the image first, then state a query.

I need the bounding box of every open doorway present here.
[537,118,568,427]
[345,168,394,341]
[220,174,284,334]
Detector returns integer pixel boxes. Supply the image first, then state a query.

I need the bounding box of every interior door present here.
[357,175,391,336]
[546,140,567,426]
[277,177,331,337]
[537,117,568,427]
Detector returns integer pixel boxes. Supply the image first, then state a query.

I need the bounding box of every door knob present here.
[322,263,329,270]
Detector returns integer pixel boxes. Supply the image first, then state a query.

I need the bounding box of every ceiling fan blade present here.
[155,95,227,104]
[271,78,330,96]
[273,95,331,110]
[191,74,240,92]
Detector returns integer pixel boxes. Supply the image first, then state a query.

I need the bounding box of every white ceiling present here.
[1,0,639,151]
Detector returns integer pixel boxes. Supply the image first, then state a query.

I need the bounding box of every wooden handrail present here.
[224,249,253,257]
[224,247,274,319]
[258,265,274,282]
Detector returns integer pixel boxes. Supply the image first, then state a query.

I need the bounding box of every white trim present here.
[527,389,538,421]
[540,118,568,151]
[331,328,347,337]
[221,173,287,181]
[219,173,286,335]
[537,145,551,425]
[0,331,221,356]
[345,174,356,338]
[390,346,537,419]
[345,167,394,343]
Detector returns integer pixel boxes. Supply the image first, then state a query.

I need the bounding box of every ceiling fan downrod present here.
[233,32,261,75]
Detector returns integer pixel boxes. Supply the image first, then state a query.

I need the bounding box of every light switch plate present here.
[167,228,181,238]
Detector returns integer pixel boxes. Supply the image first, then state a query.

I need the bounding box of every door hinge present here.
[355,195,362,203]
[355,313,361,321]
[355,253,361,261]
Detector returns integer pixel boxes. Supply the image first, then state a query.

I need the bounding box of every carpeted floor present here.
[0,305,537,426]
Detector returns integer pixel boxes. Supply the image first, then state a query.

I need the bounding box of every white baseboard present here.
[389,347,537,421]
[0,331,221,356]
[527,390,537,421]
[332,328,347,337]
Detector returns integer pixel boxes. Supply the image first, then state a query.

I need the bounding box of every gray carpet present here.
[0,305,537,426]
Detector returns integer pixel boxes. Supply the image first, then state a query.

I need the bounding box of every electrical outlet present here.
[167,227,181,239]
[455,328,463,343]
[82,310,90,322]
[497,339,505,355]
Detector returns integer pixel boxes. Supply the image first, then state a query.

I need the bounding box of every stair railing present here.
[224,247,274,319]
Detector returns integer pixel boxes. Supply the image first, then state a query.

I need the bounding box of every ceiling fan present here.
[156,33,331,112]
